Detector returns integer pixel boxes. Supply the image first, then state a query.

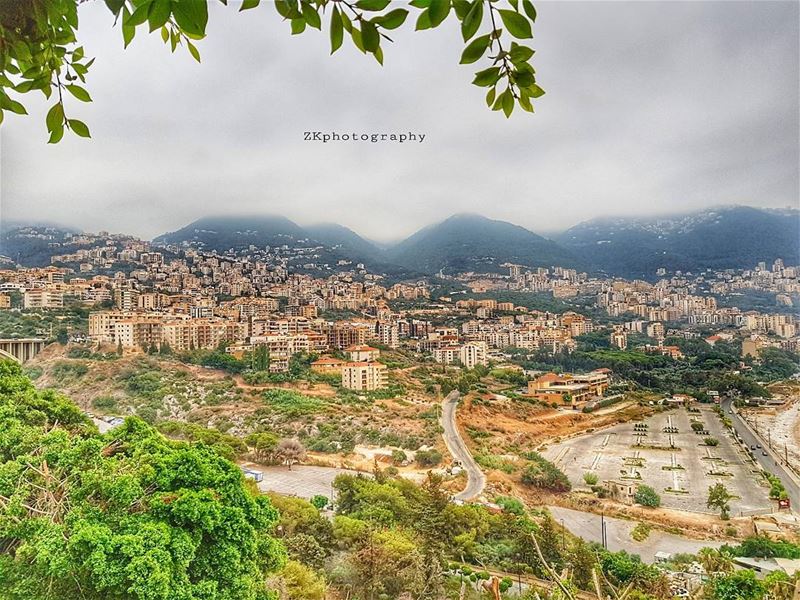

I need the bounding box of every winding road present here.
[440,390,486,501]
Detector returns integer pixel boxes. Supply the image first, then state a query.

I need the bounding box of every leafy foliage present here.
[0,360,285,600]
[519,451,571,492]
[634,484,661,508]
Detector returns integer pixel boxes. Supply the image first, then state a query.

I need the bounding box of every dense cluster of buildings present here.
[1,231,797,385]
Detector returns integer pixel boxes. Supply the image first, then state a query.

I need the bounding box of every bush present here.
[391,449,408,465]
[583,472,599,485]
[520,452,571,492]
[415,449,443,467]
[704,437,719,446]
[631,522,651,542]
[91,395,118,411]
[634,484,661,508]
[495,496,525,515]
[310,495,329,510]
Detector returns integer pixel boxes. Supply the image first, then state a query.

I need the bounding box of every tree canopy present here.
[0,0,544,142]
[0,359,286,600]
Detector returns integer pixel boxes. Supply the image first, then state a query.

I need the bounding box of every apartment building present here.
[347,345,380,362]
[460,341,488,369]
[341,361,388,391]
[23,289,64,309]
[247,334,311,372]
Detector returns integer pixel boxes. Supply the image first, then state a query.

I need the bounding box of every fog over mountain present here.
[1,1,797,238]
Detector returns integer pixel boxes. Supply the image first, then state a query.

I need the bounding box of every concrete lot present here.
[549,506,723,562]
[252,465,362,499]
[542,406,771,515]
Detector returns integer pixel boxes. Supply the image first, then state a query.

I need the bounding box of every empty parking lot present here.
[542,406,772,515]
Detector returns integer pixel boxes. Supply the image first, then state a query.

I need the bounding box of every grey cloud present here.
[1,0,797,241]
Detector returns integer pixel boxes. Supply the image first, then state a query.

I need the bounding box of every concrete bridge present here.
[0,338,46,363]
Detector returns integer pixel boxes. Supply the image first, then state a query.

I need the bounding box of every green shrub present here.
[583,472,599,485]
[415,449,443,467]
[634,485,661,508]
[520,452,571,492]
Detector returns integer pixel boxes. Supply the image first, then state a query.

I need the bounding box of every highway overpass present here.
[0,338,46,363]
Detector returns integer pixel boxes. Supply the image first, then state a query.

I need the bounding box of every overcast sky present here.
[1,0,797,242]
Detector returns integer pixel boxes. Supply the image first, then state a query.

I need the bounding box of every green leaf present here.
[48,123,64,144]
[0,95,27,115]
[459,33,490,64]
[301,2,321,29]
[240,0,260,10]
[509,45,534,64]
[351,28,366,53]
[341,11,353,32]
[486,87,496,107]
[513,70,534,88]
[172,0,208,36]
[65,84,92,102]
[528,83,545,98]
[460,0,483,41]
[148,0,171,32]
[409,0,431,6]
[126,3,151,27]
[275,0,302,19]
[375,9,408,30]
[373,46,384,65]
[522,0,537,22]
[186,40,201,62]
[428,0,451,27]
[330,6,344,53]
[453,0,470,20]
[498,9,532,39]
[104,0,125,15]
[0,110,3,125]
[161,26,169,42]
[415,10,431,30]
[519,94,533,112]
[501,88,514,117]
[361,20,380,52]
[291,17,306,34]
[46,103,64,132]
[472,66,500,87]
[355,0,391,10]
[122,8,136,47]
[68,119,91,138]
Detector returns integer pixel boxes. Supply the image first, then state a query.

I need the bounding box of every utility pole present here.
[600,512,606,549]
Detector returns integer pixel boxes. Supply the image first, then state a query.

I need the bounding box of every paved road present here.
[722,398,800,511]
[549,506,723,563]
[441,390,486,501]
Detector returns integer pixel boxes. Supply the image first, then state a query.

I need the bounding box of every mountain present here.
[155,215,309,250]
[385,213,579,274]
[557,206,800,278]
[303,223,383,260]
[0,225,83,266]
[155,216,417,275]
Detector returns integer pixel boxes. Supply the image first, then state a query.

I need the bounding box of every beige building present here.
[341,361,388,391]
[460,341,488,369]
[246,334,311,372]
[23,289,64,309]
[0,293,11,309]
[346,345,380,362]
